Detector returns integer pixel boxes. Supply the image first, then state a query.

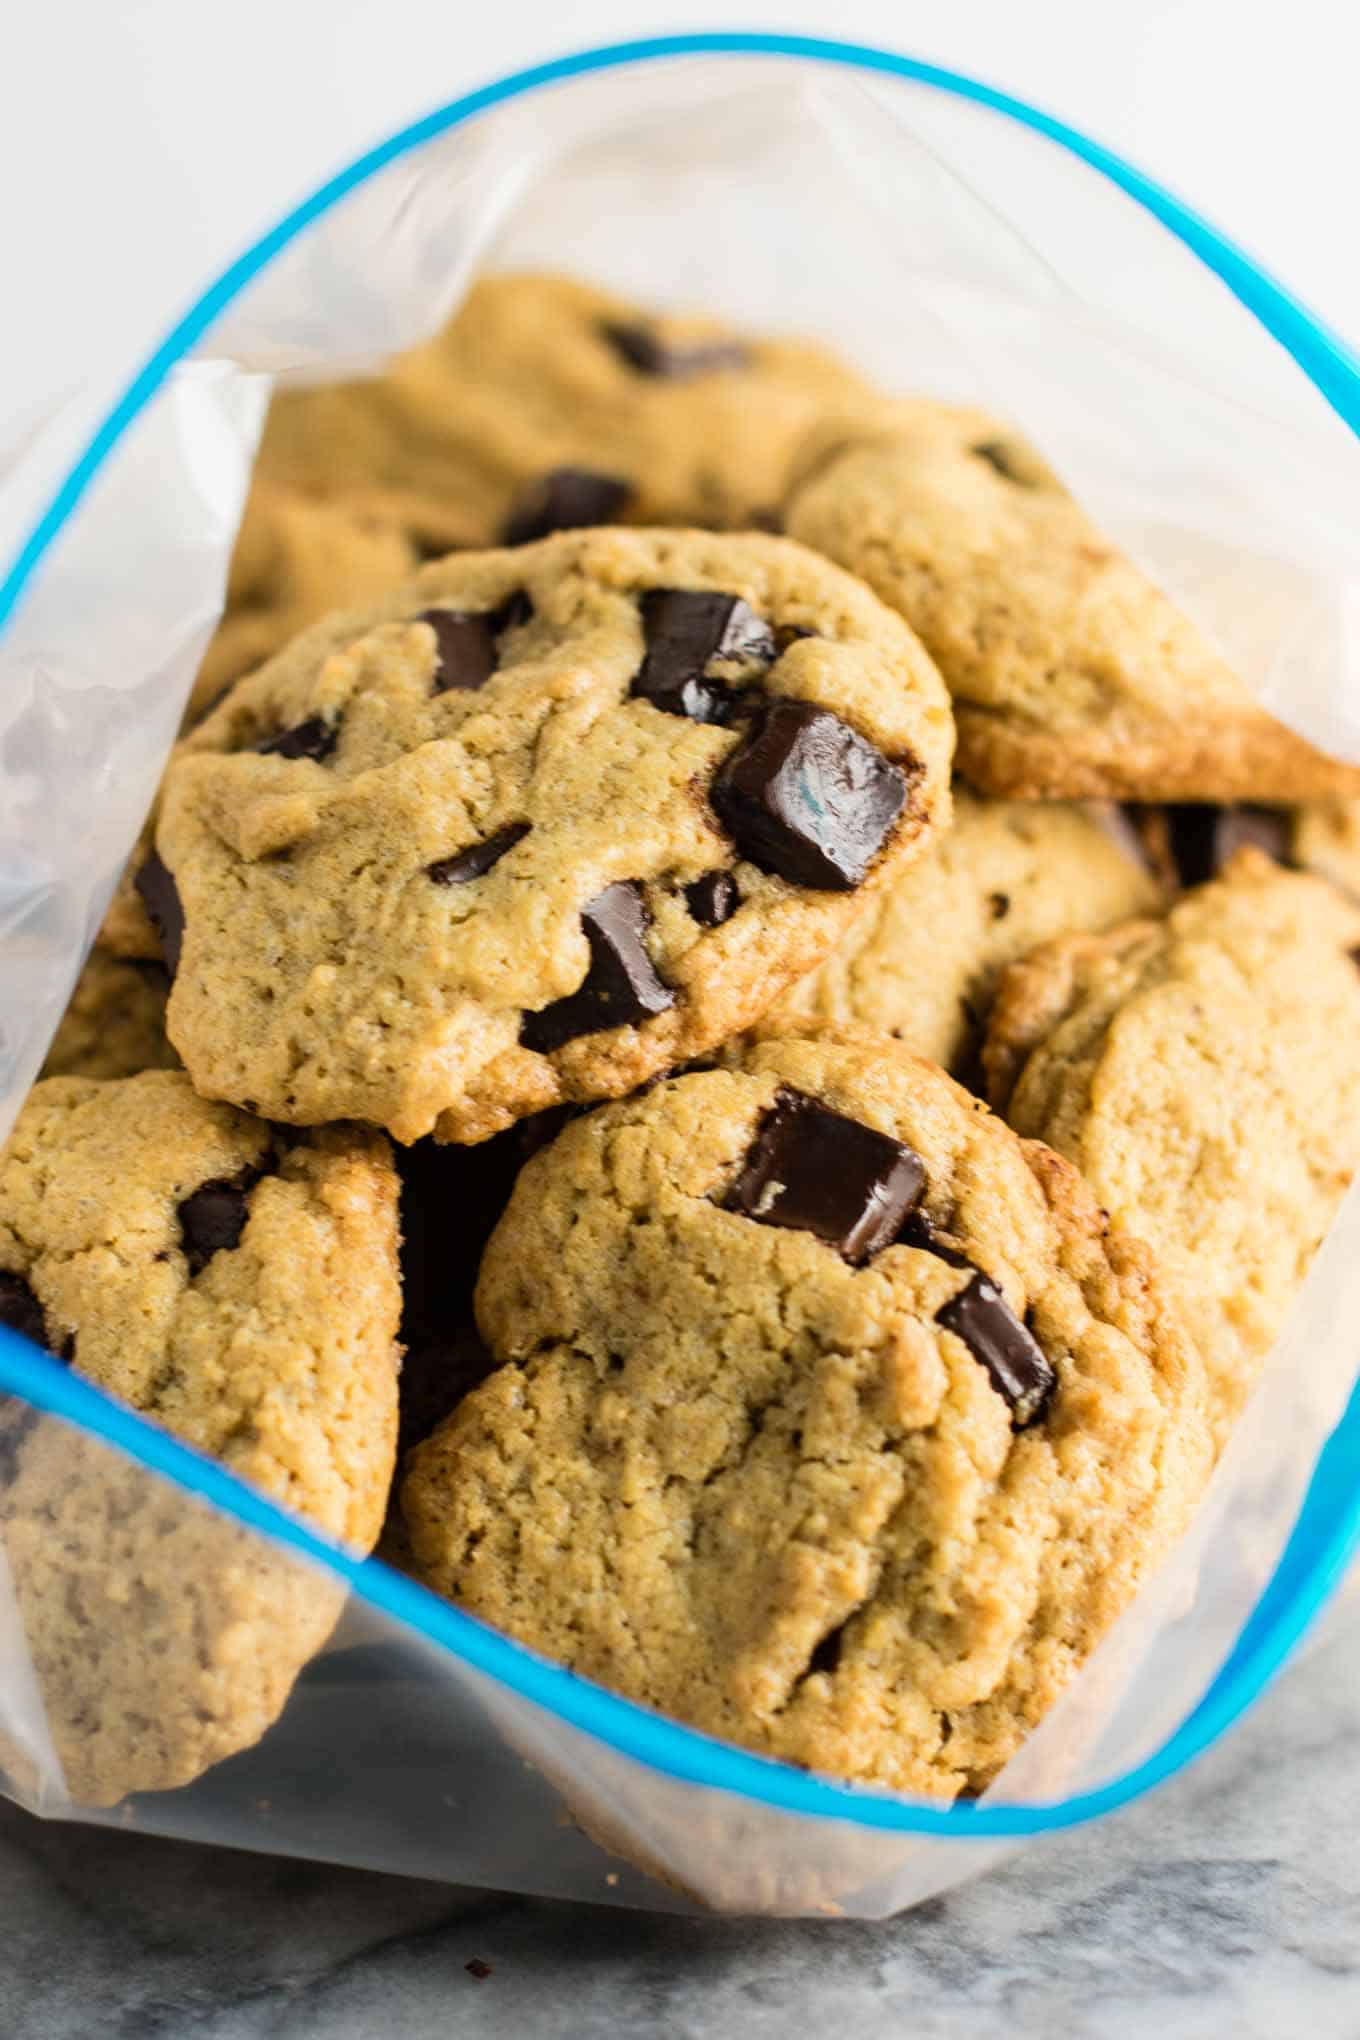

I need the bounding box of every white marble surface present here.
[1,1617,1358,2038]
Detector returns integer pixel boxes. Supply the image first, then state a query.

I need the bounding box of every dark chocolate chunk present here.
[710,700,908,890]
[600,319,752,381]
[501,468,632,546]
[937,1273,1056,1427]
[685,870,740,927]
[972,439,1035,486]
[135,852,186,978]
[520,882,675,1053]
[0,1272,54,1352]
[1161,803,1291,888]
[256,715,337,763]
[988,891,1011,921]
[725,1088,926,1265]
[421,592,532,693]
[428,822,530,886]
[632,589,777,724]
[420,609,498,694]
[898,1211,974,1270]
[178,1167,263,1277]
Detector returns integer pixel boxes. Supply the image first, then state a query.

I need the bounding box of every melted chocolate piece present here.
[178,1166,263,1277]
[711,701,908,890]
[256,715,337,763]
[897,1211,974,1270]
[501,469,633,546]
[135,853,186,978]
[0,1272,54,1352]
[601,319,752,381]
[632,589,777,724]
[937,1273,1056,1427]
[685,870,740,927]
[725,1088,926,1265]
[420,609,498,694]
[520,882,675,1053]
[427,823,530,886]
[1161,803,1291,888]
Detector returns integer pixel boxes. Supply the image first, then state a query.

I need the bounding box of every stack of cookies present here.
[7,271,1360,1817]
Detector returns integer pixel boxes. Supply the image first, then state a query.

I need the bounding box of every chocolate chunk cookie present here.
[147,528,953,1144]
[403,1032,1210,1800]
[257,270,874,544]
[39,948,179,1082]
[985,850,1360,1445]
[758,790,1162,1077]
[0,1071,401,1804]
[785,402,1360,802]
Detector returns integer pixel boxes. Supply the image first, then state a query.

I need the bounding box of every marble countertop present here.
[2,1616,1358,2039]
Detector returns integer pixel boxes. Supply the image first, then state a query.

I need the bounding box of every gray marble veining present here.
[2,1618,1359,2039]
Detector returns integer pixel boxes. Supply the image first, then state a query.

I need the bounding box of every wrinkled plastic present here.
[2,48,1360,1917]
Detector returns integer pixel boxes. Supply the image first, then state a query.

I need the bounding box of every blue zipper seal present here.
[2,33,1358,1837]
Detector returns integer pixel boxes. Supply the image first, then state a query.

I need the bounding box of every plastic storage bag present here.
[3,36,1360,1917]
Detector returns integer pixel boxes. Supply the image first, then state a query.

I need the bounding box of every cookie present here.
[984,850,1360,1444]
[784,402,1360,802]
[143,527,954,1145]
[186,481,423,726]
[757,790,1162,1078]
[0,1071,401,1804]
[258,270,875,544]
[39,948,179,1082]
[403,1032,1210,1800]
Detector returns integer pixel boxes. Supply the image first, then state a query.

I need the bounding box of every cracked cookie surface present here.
[0,1071,401,1804]
[758,790,1162,1077]
[985,850,1360,1445]
[784,402,1360,802]
[147,527,953,1145]
[404,1032,1210,1799]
